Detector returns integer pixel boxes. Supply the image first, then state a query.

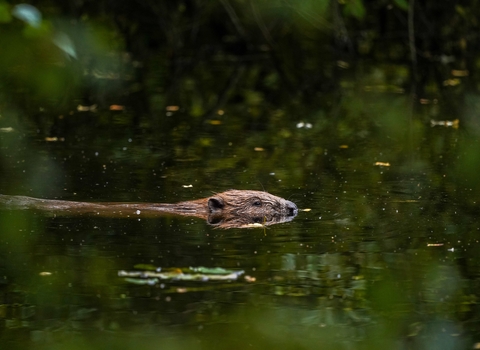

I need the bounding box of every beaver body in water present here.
[0,190,298,229]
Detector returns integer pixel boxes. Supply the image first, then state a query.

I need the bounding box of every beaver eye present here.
[253,200,262,206]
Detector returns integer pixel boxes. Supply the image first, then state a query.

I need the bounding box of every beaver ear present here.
[208,197,224,212]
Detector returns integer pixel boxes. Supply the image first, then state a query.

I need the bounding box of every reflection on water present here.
[0,38,479,350]
[0,177,475,349]
[1,116,478,350]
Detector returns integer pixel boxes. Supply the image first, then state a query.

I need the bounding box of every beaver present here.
[0,190,298,229]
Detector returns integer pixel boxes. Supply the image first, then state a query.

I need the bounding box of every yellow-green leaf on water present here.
[120,266,245,284]
[192,267,232,274]
[133,263,157,271]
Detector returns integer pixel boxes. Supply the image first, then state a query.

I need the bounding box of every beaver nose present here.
[286,200,298,216]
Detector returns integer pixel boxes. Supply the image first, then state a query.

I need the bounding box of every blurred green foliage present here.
[0,0,478,116]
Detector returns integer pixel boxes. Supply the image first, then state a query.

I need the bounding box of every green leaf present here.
[124,278,158,285]
[455,5,466,17]
[192,266,233,274]
[0,2,12,23]
[393,0,409,11]
[133,263,158,271]
[344,0,366,20]
[22,20,52,38]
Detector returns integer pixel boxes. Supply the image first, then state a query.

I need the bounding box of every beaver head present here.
[206,190,298,218]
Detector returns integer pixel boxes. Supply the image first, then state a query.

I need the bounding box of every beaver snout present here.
[285,200,298,216]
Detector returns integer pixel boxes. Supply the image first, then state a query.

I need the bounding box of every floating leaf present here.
[133,263,158,271]
[192,267,233,274]
[296,122,313,129]
[124,277,158,285]
[119,266,245,284]
[109,105,125,111]
[374,162,391,167]
[430,119,459,128]
[77,104,97,112]
[244,275,256,282]
[443,78,460,86]
[451,70,469,77]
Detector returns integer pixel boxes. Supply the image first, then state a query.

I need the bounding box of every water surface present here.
[1,83,478,349]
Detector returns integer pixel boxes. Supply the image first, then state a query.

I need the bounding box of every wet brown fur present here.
[0,190,298,229]
[205,190,296,216]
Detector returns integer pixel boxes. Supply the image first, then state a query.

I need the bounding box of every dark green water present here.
[1,80,479,349]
